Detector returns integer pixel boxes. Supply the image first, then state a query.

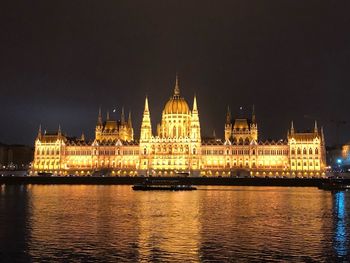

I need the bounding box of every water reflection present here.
[135,192,201,261]
[0,185,349,261]
[0,185,32,262]
[333,191,348,259]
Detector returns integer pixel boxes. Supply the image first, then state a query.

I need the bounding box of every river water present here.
[0,185,349,262]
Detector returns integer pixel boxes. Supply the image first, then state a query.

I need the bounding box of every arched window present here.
[291,148,295,155]
[239,138,243,145]
[297,148,301,155]
[252,149,256,155]
[309,148,313,155]
[173,126,176,137]
[178,126,182,137]
[193,148,196,154]
[315,148,319,154]
[303,148,307,155]
[143,148,147,155]
[245,138,250,145]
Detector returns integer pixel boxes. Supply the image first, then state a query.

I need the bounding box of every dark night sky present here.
[0,0,349,146]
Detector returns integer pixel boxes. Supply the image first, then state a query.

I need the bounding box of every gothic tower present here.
[140,97,152,141]
[224,106,232,141]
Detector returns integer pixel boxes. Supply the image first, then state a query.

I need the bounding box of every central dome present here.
[163,76,190,115]
[164,97,190,114]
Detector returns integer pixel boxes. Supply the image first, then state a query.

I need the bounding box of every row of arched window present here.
[291,148,319,155]
[36,148,59,156]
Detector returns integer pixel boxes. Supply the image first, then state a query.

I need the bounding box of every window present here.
[315,148,319,155]
[297,148,301,155]
[309,148,313,155]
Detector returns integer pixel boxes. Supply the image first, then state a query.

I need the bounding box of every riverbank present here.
[1,176,348,187]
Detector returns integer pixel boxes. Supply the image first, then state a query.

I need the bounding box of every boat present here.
[132,179,197,191]
[318,179,350,191]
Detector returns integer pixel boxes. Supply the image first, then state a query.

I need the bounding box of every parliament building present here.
[32,77,327,177]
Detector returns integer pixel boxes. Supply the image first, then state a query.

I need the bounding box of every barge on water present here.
[318,179,350,191]
[132,179,197,191]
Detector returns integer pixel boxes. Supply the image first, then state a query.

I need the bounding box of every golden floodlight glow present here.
[32,77,327,177]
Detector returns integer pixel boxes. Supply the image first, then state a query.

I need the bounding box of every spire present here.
[38,124,42,139]
[213,129,216,138]
[174,74,180,96]
[193,95,198,112]
[141,96,152,141]
[106,110,110,121]
[314,120,318,133]
[97,106,102,125]
[121,107,125,123]
[252,104,256,123]
[128,111,132,127]
[291,121,294,134]
[58,124,62,136]
[321,126,325,142]
[144,96,149,112]
[226,106,231,124]
[81,132,85,141]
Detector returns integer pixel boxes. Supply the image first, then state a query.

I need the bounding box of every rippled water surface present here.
[0,185,349,262]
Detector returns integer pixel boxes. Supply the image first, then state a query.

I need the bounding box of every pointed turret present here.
[193,95,198,112]
[128,111,132,127]
[250,104,258,141]
[252,104,256,123]
[97,107,102,125]
[224,106,232,141]
[291,121,294,134]
[140,96,152,141]
[174,74,180,96]
[144,96,149,112]
[106,110,110,121]
[226,106,231,125]
[314,120,318,133]
[213,129,217,138]
[121,107,125,123]
[37,124,42,139]
[190,95,201,142]
[81,132,85,141]
[321,126,325,142]
[58,124,62,136]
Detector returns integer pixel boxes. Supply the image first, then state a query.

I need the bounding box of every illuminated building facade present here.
[32,77,327,177]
